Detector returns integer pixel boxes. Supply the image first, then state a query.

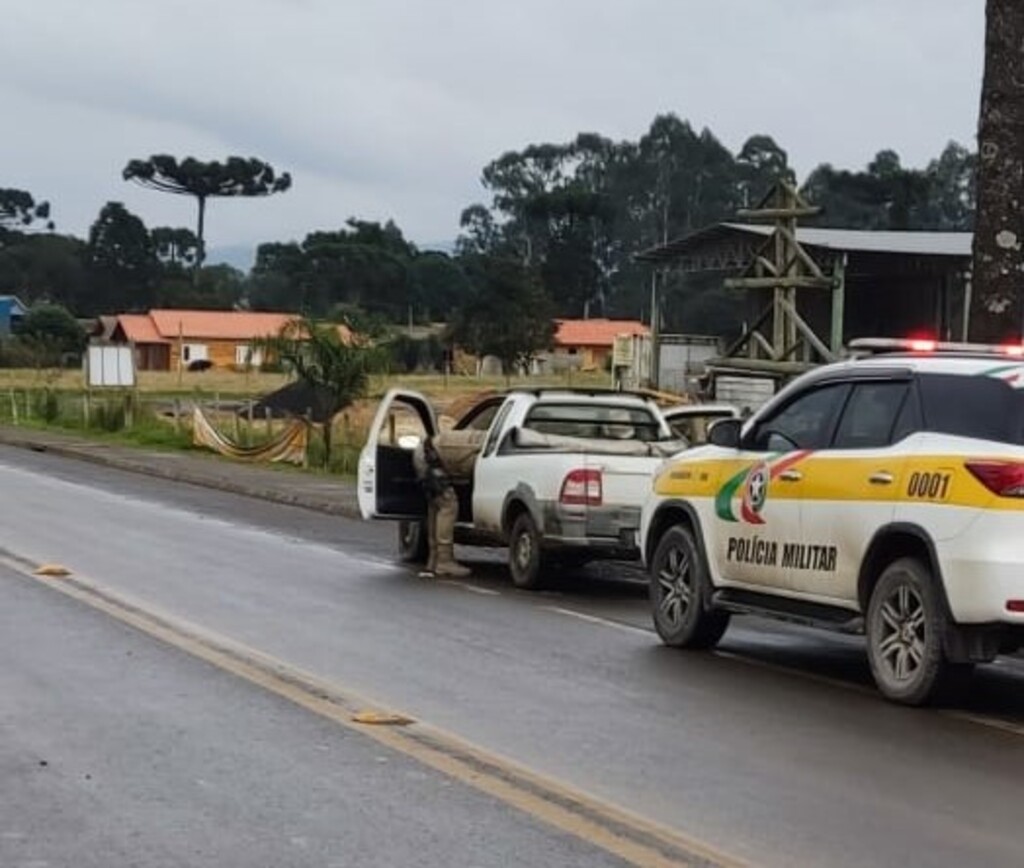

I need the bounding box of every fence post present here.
[173,397,181,433]
[83,390,91,429]
[10,388,18,425]
[233,403,241,443]
[247,400,255,447]
[264,406,272,438]
[342,412,351,474]
[303,408,312,469]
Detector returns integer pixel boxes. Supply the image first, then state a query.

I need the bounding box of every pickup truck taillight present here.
[560,469,603,506]
[965,461,1024,497]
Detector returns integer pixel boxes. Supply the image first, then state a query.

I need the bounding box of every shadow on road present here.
[448,548,1024,724]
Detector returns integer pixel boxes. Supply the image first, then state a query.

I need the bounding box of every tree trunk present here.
[971,0,1024,342]
[194,195,207,286]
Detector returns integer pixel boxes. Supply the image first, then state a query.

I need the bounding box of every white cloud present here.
[0,0,984,251]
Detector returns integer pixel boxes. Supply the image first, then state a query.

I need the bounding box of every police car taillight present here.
[965,461,1024,498]
[560,469,603,506]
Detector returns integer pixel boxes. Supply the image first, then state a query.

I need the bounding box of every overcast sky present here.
[3,0,984,259]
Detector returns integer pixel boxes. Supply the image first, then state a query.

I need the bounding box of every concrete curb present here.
[0,428,362,520]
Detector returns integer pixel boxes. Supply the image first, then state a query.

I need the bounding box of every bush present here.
[35,389,60,423]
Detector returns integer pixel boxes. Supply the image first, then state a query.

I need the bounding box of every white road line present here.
[436,580,502,596]
[543,606,653,637]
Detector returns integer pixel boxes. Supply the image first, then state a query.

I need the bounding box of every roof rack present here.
[848,337,1024,359]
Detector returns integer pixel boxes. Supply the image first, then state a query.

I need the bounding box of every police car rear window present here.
[917,373,1019,443]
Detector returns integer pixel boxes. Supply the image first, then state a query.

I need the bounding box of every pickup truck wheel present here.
[650,525,728,648]
[866,558,952,706]
[509,512,545,590]
[397,520,428,564]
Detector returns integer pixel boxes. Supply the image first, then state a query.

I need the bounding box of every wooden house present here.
[109,309,302,372]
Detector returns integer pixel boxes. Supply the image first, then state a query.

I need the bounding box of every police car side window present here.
[832,382,909,449]
[751,383,850,451]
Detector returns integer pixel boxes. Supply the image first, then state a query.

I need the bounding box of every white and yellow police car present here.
[640,338,1024,705]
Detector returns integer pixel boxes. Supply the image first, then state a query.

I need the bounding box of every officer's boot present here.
[432,487,470,578]
[434,543,471,578]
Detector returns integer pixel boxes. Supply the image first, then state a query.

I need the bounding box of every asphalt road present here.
[4,445,1024,867]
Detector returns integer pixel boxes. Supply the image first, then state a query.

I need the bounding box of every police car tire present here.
[509,511,546,590]
[397,520,428,564]
[650,525,729,649]
[866,558,950,706]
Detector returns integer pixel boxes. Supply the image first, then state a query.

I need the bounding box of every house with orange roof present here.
[549,318,650,372]
[109,309,304,372]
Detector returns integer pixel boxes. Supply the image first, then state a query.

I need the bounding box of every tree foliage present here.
[12,302,87,367]
[86,202,157,314]
[448,256,555,375]
[123,155,291,274]
[0,188,52,231]
[0,113,984,345]
[256,317,380,466]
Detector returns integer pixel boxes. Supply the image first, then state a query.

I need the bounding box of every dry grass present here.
[0,367,612,403]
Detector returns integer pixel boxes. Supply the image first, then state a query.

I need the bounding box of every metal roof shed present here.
[638,222,973,353]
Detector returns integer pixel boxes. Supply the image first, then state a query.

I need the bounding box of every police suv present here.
[640,338,1024,705]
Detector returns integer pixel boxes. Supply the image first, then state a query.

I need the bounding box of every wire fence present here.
[0,387,368,474]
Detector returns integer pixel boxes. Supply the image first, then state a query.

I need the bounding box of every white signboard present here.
[86,345,136,388]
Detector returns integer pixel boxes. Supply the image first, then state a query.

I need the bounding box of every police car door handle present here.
[778,469,802,482]
[869,471,894,485]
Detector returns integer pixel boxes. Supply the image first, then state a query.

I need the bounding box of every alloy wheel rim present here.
[877,583,927,682]
[657,544,693,628]
[516,531,533,570]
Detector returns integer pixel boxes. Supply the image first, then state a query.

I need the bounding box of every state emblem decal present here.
[714,451,812,525]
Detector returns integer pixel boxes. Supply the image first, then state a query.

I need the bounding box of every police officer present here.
[412,428,485,578]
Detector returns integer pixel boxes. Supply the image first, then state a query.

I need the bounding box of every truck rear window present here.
[524,403,662,442]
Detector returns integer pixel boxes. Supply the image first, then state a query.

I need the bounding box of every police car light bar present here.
[848,337,1024,357]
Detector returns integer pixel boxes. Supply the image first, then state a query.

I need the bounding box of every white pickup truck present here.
[357,388,687,588]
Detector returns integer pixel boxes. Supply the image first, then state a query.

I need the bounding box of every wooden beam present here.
[707,357,819,376]
[776,226,828,279]
[721,304,773,358]
[776,296,835,361]
[724,276,834,290]
[735,207,821,220]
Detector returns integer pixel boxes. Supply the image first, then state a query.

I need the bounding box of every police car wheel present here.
[509,512,545,590]
[866,557,951,706]
[650,525,729,648]
[397,520,428,564]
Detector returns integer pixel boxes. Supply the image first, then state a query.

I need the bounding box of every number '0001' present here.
[907,472,951,499]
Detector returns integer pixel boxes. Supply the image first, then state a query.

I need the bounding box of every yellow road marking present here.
[1,554,742,868]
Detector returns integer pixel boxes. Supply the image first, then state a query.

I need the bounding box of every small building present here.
[0,295,28,337]
[109,309,303,372]
[549,318,650,372]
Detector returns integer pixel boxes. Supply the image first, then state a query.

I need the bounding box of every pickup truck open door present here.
[357,389,437,520]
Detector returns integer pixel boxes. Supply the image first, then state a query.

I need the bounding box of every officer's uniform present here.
[412,429,486,577]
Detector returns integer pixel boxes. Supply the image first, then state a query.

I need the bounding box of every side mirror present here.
[707,417,742,449]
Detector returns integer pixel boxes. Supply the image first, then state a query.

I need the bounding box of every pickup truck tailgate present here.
[585,456,663,539]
